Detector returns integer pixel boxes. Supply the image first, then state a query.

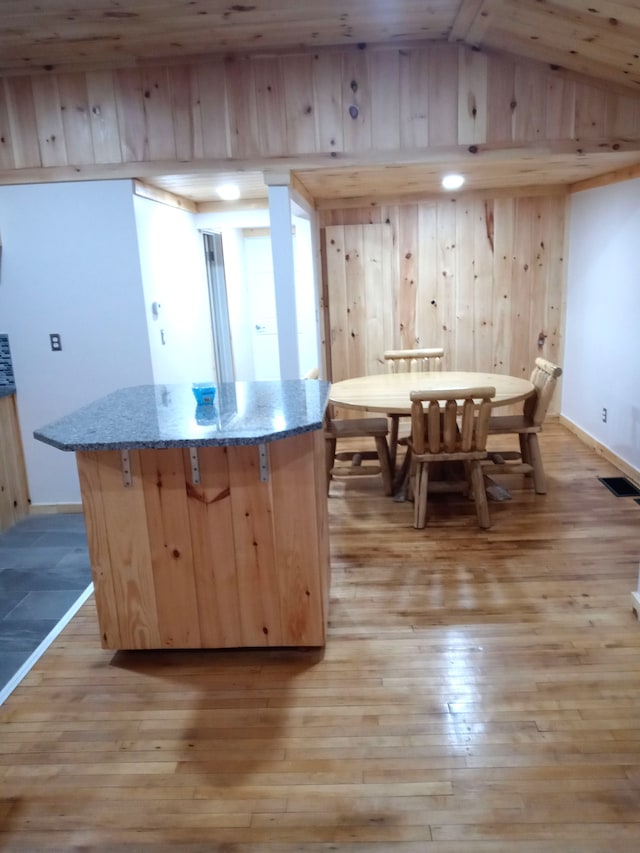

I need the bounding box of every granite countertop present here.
[34,380,330,451]
[0,385,16,398]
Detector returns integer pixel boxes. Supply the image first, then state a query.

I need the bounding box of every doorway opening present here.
[203,231,235,384]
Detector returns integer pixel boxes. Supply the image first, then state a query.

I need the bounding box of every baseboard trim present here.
[559,415,640,487]
[29,503,83,515]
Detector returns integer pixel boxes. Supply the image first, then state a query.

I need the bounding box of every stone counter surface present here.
[34,380,330,451]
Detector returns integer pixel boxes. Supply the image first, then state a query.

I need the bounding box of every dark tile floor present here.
[0,513,92,695]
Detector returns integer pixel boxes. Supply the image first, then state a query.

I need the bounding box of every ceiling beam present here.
[1,138,640,189]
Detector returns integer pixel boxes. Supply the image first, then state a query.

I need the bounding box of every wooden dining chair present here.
[407,386,496,529]
[484,357,562,494]
[304,368,392,495]
[383,347,445,373]
[383,347,445,471]
[324,404,393,496]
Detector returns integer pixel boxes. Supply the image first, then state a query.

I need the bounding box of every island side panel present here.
[75,451,123,648]
[139,447,202,648]
[313,426,331,634]
[227,443,283,646]
[76,450,161,650]
[269,430,329,646]
[183,445,244,648]
[77,430,329,650]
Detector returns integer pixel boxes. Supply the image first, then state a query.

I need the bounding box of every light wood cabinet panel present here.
[76,430,329,650]
[0,394,30,533]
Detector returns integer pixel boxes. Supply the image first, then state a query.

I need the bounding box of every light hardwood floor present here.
[1,423,640,852]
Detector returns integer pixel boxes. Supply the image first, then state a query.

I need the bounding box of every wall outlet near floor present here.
[602,407,607,423]
[49,333,62,351]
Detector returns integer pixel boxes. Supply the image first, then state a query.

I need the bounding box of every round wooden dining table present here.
[329,371,535,414]
[329,371,536,484]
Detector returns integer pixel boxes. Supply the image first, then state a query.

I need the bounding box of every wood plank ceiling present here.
[1,0,640,204]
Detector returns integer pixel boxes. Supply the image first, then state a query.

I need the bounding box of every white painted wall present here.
[564,179,640,473]
[268,184,300,378]
[293,213,321,378]
[133,196,214,384]
[220,227,254,380]
[244,235,279,380]
[0,180,153,506]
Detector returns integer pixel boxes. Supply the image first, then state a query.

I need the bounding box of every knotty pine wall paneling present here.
[1,44,639,181]
[321,194,566,412]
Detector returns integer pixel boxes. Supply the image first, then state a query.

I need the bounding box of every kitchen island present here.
[34,380,331,651]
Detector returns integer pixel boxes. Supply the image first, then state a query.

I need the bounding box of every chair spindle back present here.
[410,387,495,457]
[384,347,444,374]
[523,357,563,425]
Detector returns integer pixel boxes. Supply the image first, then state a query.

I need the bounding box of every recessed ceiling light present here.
[441,173,465,191]
[216,183,240,201]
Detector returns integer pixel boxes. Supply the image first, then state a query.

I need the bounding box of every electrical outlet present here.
[602,407,607,423]
[49,333,62,351]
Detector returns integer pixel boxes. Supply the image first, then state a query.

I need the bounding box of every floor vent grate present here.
[598,476,640,498]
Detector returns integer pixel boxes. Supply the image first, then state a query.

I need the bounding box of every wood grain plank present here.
[0,395,29,533]
[486,53,516,144]
[255,56,287,157]
[75,451,122,649]
[428,43,459,147]
[196,60,230,159]
[324,225,350,383]
[3,77,41,168]
[473,197,495,370]
[396,205,419,349]
[435,198,458,367]
[0,81,15,169]
[90,449,161,649]
[31,76,68,167]
[342,51,372,153]
[269,431,327,646]
[457,45,488,145]
[140,448,201,648]
[226,57,260,158]
[399,48,430,149]
[361,223,386,373]
[167,65,201,161]
[312,50,344,154]
[57,73,95,165]
[369,49,401,152]
[344,224,367,379]
[283,54,317,154]
[85,70,122,164]
[454,198,475,369]
[491,197,515,371]
[416,201,439,348]
[141,66,177,161]
[114,68,147,162]
[227,444,281,646]
[183,445,243,649]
